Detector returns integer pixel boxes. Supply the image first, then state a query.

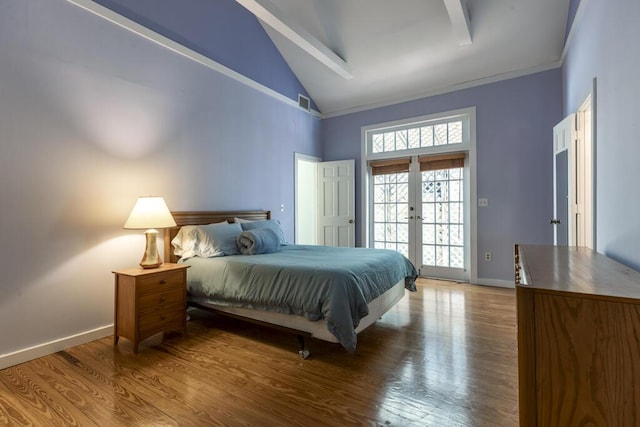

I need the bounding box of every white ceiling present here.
[241,0,570,116]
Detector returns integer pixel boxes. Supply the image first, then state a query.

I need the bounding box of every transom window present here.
[371,120,463,154]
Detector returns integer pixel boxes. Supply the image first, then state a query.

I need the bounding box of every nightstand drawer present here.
[137,270,184,295]
[138,286,184,312]
[139,307,184,338]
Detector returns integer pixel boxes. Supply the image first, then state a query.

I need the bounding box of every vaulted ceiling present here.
[236,0,570,116]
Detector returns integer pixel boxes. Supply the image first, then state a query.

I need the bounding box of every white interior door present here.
[317,160,355,247]
[552,114,576,246]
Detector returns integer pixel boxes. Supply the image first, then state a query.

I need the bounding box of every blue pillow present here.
[239,220,287,245]
[196,222,242,257]
[237,228,281,255]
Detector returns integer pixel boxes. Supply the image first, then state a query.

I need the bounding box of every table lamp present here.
[123,196,177,269]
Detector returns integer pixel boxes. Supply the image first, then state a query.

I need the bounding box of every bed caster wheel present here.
[298,349,310,359]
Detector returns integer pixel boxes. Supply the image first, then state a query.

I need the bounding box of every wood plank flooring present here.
[0,279,519,426]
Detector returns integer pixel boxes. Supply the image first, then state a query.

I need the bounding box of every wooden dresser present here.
[514,244,640,426]
[113,263,189,352]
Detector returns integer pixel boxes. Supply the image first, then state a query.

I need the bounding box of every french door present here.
[372,156,469,281]
[365,108,474,281]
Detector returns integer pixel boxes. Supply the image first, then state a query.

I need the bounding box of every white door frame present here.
[294,153,321,244]
[577,83,595,249]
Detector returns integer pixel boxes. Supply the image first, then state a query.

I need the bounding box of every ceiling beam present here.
[443,0,472,46]
[235,0,353,79]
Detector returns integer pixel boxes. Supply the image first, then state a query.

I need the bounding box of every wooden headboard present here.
[163,210,271,263]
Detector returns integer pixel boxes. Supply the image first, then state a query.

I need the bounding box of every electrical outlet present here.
[479,198,489,207]
[484,252,492,261]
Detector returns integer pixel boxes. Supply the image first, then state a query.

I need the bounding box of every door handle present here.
[550,219,561,225]
[348,219,354,224]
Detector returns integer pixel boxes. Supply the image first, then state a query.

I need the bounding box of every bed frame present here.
[163,210,405,358]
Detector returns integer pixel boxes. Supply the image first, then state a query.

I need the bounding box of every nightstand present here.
[113,263,190,352]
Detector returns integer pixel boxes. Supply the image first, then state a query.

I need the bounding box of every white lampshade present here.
[123,196,176,269]
[123,196,176,230]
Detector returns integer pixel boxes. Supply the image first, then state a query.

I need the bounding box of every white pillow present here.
[197,222,243,257]
[171,225,200,259]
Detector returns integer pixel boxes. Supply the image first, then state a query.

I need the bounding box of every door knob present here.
[348,219,354,224]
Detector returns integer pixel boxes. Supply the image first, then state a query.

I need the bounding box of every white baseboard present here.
[0,325,113,370]
[473,278,515,289]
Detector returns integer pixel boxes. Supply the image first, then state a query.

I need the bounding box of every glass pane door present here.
[370,163,468,281]
[372,172,410,258]
[418,167,467,280]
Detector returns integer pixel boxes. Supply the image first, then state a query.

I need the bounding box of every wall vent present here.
[297,94,310,111]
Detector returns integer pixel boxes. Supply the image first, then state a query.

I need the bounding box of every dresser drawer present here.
[137,270,184,295]
[138,306,184,338]
[138,286,184,312]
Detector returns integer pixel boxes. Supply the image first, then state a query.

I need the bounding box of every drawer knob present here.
[159,296,166,302]
[159,279,167,285]
[160,315,166,321]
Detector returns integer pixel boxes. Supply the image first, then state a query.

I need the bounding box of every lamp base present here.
[140,229,163,269]
[140,261,162,269]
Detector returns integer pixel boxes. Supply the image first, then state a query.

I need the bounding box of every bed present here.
[163,210,417,357]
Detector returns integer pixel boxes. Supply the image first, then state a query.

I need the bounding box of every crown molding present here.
[560,0,589,63]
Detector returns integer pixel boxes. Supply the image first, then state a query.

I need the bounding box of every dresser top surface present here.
[517,245,640,301]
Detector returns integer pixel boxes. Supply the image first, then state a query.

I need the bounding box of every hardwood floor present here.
[0,279,519,426]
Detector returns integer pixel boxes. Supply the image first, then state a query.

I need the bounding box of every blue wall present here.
[0,0,320,359]
[563,0,640,270]
[93,0,314,108]
[323,70,563,281]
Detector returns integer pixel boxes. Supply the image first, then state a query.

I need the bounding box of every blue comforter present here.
[181,245,417,352]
